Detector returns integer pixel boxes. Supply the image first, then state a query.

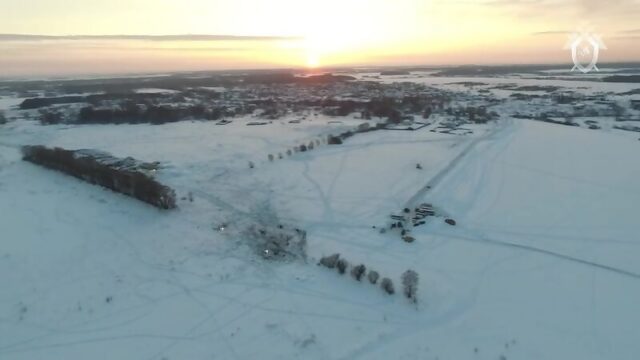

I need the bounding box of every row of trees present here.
[445,106,497,124]
[319,253,419,302]
[257,120,392,169]
[259,120,387,169]
[301,95,448,124]
[257,137,328,168]
[22,145,176,209]
[20,93,174,110]
[36,101,252,125]
[77,103,233,125]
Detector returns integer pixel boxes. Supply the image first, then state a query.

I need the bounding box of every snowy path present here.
[436,229,640,280]
[403,118,514,210]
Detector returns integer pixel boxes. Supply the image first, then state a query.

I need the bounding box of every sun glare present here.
[306,53,320,68]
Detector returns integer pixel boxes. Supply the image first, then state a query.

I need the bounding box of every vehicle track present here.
[436,230,640,280]
[403,118,515,210]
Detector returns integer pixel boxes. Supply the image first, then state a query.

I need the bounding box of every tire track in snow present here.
[301,160,334,221]
[403,118,515,210]
[436,230,640,280]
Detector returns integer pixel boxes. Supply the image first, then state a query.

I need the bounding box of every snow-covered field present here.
[1,75,640,360]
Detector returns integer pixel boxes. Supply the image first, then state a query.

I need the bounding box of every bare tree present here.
[351,264,366,281]
[402,270,419,302]
[319,254,340,269]
[381,278,395,295]
[336,259,349,274]
[611,102,627,121]
[368,271,380,284]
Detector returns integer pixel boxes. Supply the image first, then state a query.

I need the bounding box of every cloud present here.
[618,29,640,34]
[0,34,301,42]
[476,0,546,5]
[575,0,640,12]
[464,0,640,18]
[610,35,640,41]
[532,30,571,36]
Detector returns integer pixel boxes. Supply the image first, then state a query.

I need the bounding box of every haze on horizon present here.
[1,0,639,77]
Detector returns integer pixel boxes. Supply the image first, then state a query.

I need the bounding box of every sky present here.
[0,0,639,77]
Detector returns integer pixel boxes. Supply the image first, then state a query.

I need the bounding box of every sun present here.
[300,8,379,69]
[306,53,320,68]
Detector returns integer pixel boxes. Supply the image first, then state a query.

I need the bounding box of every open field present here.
[1,70,640,359]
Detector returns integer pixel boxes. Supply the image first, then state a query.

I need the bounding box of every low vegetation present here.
[246,224,308,262]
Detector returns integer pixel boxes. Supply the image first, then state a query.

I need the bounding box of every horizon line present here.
[3,61,640,82]
[0,33,302,42]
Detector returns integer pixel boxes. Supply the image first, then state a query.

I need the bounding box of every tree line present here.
[22,145,176,209]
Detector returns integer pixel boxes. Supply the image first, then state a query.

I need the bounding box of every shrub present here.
[339,131,354,140]
[319,254,340,269]
[403,235,415,243]
[39,109,64,124]
[249,161,255,169]
[336,259,349,275]
[268,154,274,161]
[368,271,380,284]
[20,96,84,110]
[402,270,419,302]
[423,107,432,119]
[351,264,366,281]
[381,278,395,295]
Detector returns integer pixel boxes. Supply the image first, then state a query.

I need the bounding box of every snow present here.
[427,120,640,273]
[2,77,640,359]
[134,88,180,94]
[0,96,27,111]
[370,74,640,95]
[199,86,228,92]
